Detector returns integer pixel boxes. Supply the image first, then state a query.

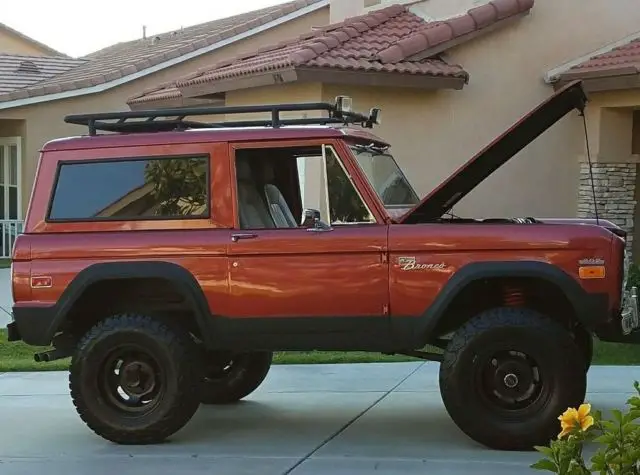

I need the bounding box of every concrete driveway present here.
[0,362,637,475]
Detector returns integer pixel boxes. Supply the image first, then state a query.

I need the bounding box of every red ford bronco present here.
[6,80,639,450]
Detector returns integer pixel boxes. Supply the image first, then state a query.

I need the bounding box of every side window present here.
[233,144,374,230]
[297,147,375,225]
[48,155,209,221]
[323,146,375,225]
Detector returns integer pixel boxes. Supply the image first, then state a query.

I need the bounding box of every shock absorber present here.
[503,285,525,307]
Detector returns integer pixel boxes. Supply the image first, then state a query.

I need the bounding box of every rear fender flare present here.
[418,261,604,341]
[45,261,212,345]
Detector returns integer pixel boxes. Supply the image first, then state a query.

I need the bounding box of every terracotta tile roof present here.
[0,22,68,57]
[0,0,326,105]
[559,37,640,80]
[0,54,87,94]
[129,0,533,107]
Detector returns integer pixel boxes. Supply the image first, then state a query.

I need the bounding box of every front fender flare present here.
[418,260,608,341]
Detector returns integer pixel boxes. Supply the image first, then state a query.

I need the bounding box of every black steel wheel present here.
[439,307,587,451]
[69,314,202,445]
[200,351,273,404]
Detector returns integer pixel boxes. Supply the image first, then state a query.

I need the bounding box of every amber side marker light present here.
[578,266,606,279]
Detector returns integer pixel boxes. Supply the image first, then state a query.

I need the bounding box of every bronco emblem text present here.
[398,257,447,271]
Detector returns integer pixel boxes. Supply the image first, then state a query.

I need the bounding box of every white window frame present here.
[321,144,377,225]
[0,136,23,221]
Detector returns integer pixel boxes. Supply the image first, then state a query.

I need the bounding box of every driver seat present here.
[261,162,298,228]
[235,159,275,229]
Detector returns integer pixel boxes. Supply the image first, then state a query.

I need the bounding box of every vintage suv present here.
[6,80,640,451]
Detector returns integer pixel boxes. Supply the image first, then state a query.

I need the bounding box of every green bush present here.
[628,264,640,290]
[531,381,640,475]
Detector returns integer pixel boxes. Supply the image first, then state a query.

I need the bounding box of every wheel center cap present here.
[504,373,519,388]
[121,361,156,396]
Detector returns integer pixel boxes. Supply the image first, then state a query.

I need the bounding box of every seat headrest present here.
[235,159,253,182]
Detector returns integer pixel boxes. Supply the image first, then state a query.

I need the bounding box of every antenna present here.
[580,110,600,226]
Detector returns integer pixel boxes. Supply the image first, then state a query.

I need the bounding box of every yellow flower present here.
[558,403,594,439]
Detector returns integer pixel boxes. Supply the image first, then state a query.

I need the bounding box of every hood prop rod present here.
[580,109,600,226]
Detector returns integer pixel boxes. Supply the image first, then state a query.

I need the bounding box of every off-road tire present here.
[69,314,203,445]
[439,307,587,451]
[573,325,593,372]
[200,351,273,404]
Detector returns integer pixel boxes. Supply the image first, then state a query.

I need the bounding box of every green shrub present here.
[627,264,640,290]
[531,381,640,474]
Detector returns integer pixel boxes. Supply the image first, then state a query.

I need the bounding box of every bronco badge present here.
[398,257,447,271]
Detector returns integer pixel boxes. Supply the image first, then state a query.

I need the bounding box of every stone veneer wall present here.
[577,162,637,255]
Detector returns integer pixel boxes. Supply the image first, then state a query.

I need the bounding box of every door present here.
[0,137,22,258]
[225,141,389,340]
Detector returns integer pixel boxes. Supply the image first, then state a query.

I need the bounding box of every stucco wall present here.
[633,112,640,155]
[0,29,54,56]
[320,0,640,219]
[0,6,329,215]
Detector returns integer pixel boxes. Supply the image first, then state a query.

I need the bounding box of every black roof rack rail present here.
[64,96,382,136]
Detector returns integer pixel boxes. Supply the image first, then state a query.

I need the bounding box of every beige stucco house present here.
[0,0,330,257]
[128,0,640,258]
[1,0,640,259]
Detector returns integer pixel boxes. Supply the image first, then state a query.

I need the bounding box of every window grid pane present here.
[0,146,5,184]
[9,145,18,186]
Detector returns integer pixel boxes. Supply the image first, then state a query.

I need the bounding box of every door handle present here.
[231,233,258,242]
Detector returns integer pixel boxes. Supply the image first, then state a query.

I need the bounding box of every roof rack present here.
[64,96,382,136]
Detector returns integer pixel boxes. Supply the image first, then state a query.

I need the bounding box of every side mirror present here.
[301,208,321,228]
[301,208,332,232]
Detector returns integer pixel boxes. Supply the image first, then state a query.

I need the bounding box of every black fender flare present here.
[43,261,212,345]
[418,260,608,341]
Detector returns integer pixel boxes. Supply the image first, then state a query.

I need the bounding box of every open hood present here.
[398,80,588,224]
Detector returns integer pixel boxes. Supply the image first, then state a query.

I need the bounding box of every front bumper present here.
[621,286,640,335]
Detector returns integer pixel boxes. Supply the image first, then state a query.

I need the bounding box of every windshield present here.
[349,144,420,208]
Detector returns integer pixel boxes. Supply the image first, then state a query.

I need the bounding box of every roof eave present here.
[128,95,224,111]
[295,67,467,90]
[0,0,330,111]
[552,71,640,93]
[544,30,640,84]
[177,66,468,100]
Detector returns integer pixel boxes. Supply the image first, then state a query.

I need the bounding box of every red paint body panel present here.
[40,126,387,152]
[225,225,388,317]
[388,223,617,317]
[23,230,229,312]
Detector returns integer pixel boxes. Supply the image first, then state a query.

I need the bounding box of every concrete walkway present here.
[1,363,638,475]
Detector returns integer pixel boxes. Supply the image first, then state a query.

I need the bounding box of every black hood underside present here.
[398,80,588,224]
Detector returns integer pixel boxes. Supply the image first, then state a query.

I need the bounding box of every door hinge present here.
[381,253,388,264]
[383,304,389,315]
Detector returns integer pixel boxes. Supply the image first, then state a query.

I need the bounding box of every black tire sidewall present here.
[439,309,587,450]
[70,315,202,443]
[200,351,273,404]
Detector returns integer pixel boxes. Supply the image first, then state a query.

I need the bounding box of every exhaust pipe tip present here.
[33,352,50,363]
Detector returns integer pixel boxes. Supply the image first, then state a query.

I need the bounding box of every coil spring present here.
[503,286,525,307]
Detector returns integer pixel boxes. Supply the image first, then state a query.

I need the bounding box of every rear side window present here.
[48,155,209,221]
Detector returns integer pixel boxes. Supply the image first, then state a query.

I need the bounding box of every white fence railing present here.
[1,220,23,259]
